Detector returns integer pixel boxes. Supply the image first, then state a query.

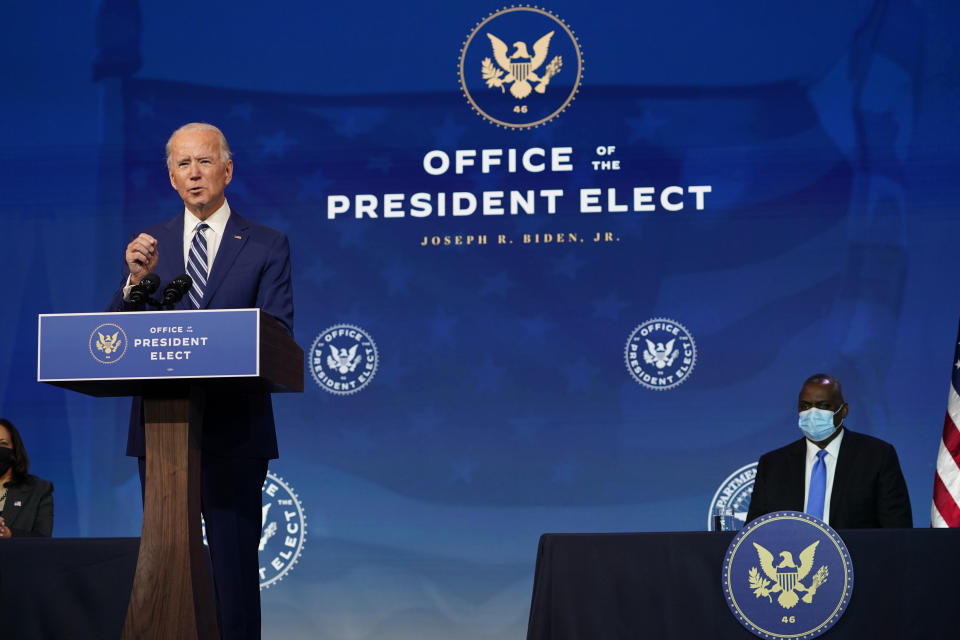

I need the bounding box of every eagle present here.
[259,503,277,551]
[486,31,554,99]
[97,331,121,355]
[327,344,361,374]
[753,541,819,609]
[642,338,678,369]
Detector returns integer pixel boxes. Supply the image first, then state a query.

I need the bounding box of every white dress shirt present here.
[122,200,231,299]
[802,427,844,525]
[182,200,230,273]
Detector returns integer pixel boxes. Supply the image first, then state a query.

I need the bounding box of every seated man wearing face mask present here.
[746,373,913,528]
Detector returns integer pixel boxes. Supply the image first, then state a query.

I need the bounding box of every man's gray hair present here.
[165,122,232,169]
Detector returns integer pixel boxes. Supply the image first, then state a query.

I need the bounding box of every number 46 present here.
[781,616,796,623]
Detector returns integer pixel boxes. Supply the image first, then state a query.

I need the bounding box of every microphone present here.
[161,273,193,308]
[128,273,160,305]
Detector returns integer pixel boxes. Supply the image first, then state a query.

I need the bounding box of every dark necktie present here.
[186,222,209,309]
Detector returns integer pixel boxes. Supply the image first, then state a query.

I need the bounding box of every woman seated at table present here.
[0,418,54,538]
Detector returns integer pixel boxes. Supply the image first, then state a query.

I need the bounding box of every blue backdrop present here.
[2,1,959,637]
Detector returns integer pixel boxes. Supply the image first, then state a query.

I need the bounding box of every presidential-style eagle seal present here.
[722,511,854,640]
[202,470,307,590]
[459,6,582,129]
[750,540,828,609]
[89,322,128,364]
[310,324,378,395]
[625,318,696,390]
[258,471,307,589]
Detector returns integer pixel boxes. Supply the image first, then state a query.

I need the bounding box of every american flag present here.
[932,320,960,527]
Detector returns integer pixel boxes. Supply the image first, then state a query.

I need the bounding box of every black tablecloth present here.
[526,529,960,640]
[0,537,138,640]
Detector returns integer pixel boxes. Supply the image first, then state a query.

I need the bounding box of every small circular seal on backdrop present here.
[624,317,696,390]
[707,462,757,531]
[310,324,378,395]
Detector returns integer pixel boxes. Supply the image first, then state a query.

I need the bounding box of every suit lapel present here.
[154,215,188,308]
[785,439,807,511]
[146,214,185,282]
[200,213,249,308]
[829,429,854,523]
[2,485,28,527]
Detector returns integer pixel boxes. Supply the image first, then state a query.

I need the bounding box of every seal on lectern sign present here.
[89,322,128,364]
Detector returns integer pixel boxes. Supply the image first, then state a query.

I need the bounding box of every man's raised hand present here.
[126,233,159,285]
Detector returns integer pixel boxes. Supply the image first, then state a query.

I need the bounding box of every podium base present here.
[122,392,219,640]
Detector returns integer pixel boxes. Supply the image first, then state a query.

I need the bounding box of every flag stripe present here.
[933,472,960,527]
[936,432,960,495]
[932,321,960,527]
[932,508,946,528]
[942,403,960,461]
[948,383,960,432]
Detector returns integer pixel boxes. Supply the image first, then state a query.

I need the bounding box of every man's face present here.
[798,380,847,427]
[168,129,233,218]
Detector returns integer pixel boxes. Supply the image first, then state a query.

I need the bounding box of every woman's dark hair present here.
[0,417,31,485]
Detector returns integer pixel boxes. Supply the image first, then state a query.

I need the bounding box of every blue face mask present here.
[798,407,842,442]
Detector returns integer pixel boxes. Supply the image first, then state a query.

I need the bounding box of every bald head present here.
[800,373,844,407]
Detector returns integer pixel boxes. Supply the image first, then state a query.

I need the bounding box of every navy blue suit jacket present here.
[746,428,913,528]
[108,211,294,459]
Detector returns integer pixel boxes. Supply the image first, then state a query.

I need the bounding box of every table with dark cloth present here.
[0,537,139,640]
[526,529,960,640]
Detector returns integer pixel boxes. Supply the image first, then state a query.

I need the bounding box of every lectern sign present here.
[37,308,302,640]
[38,309,260,381]
[722,511,854,640]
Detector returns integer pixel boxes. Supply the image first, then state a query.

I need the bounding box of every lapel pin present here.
[13,500,22,507]
[234,235,242,239]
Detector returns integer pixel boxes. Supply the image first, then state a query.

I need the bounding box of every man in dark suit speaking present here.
[746,373,912,529]
[108,122,294,639]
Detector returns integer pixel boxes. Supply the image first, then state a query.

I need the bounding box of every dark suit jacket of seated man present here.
[746,373,912,529]
[106,122,293,640]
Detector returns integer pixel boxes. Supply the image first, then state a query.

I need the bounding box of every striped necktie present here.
[186,222,209,309]
[806,449,828,520]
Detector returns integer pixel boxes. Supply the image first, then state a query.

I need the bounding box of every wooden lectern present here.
[38,309,303,640]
